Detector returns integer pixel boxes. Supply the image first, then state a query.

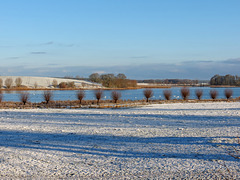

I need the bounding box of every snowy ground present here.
[0,102,240,179]
[0,76,101,88]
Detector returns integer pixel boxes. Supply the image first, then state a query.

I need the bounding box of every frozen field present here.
[0,102,240,179]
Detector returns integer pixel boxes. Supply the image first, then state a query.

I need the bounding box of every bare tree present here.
[20,92,30,105]
[224,89,233,100]
[163,89,172,100]
[0,78,3,88]
[210,89,218,100]
[111,91,122,103]
[0,91,3,102]
[95,89,103,105]
[15,77,23,87]
[34,82,38,89]
[195,89,203,100]
[76,90,85,105]
[143,89,153,102]
[5,78,13,89]
[52,79,58,88]
[181,87,190,100]
[43,90,53,104]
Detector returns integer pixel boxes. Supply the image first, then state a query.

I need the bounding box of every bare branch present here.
[111,91,121,103]
[95,89,103,105]
[43,90,53,104]
[181,87,190,100]
[163,89,172,100]
[76,90,85,104]
[19,92,30,105]
[143,89,153,102]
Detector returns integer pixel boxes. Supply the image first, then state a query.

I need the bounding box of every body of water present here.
[1,87,240,103]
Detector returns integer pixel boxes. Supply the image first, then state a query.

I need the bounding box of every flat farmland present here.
[0,102,239,179]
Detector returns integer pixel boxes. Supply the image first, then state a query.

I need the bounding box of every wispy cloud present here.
[222,58,240,64]
[1,58,240,79]
[5,57,21,60]
[0,45,14,48]
[40,41,54,46]
[58,43,75,47]
[29,41,76,47]
[130,56,149,59]
[183,60,214,64]
[30,52,47,55]
[47,63,60,66]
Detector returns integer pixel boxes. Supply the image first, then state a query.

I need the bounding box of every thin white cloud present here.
[1,58,240,79]
[30,52,47,55]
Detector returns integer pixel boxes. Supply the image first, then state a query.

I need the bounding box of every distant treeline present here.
[89,73,137,88]
[210,74,240,86]
[137,79,199,85]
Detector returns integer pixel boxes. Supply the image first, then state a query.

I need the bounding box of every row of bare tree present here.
[143,88,234,101]
[0,88,234,106]
[0,91,55,105]
[0,90,121,105]
[0,77,23,89]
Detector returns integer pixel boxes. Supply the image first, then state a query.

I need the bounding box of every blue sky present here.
[1,0,240,79]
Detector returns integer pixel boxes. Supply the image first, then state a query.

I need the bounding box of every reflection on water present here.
[1,87,240,103]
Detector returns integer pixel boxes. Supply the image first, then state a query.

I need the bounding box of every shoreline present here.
[0,98,239,109]
[0,85,240,91]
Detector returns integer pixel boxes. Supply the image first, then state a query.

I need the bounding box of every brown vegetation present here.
[95,89,103,105]
[143,89,153,102]
[111,91,122,103]
[20,92,30,105]
[224,89,233,100]
[15,77,23,87]
[210,90,218,99]
[5,78,13,89]
[59,81,75,88]
[181,87,190,100]
[0,78,3,88]
[210,74,240,86]
[43,90,53,104]
[89,73,137,88]
[0,97,239,109]
[195,89,203,100]
[0,91,3,102]
[163,89,172,100]
[34,82,38,89]
[52,79,58,88]
[76,90,85,104]
[59,82,67,88]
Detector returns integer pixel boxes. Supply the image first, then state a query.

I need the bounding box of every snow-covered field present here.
[0,102,240,179]
[0,76,101,88]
